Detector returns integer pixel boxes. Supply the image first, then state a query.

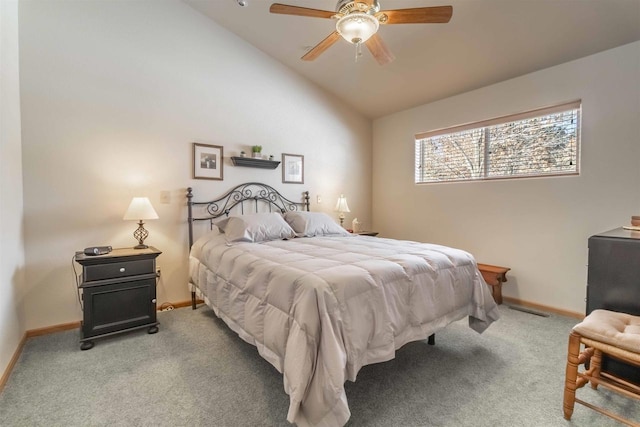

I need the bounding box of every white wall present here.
[0,0,26,376]
[373,41,640,314]
[19,0,371,330]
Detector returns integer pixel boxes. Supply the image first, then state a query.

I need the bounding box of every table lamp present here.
[123,197,159,249]
[334,194,350,227]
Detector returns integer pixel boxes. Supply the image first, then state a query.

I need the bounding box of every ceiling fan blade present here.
[365,33,395,65]
[270,3,335,19]
[377,6,453,24]
[302,31,341,61]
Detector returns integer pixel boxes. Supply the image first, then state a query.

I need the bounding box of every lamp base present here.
[132,221,150,250]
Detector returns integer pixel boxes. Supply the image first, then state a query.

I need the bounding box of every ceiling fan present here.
[269,0,452,65]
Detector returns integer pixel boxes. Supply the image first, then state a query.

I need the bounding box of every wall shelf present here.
[231,156,280,169]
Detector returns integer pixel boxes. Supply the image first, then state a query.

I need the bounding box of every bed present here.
[187,183,500,427]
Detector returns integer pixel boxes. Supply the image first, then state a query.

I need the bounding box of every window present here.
[414,101,581,184]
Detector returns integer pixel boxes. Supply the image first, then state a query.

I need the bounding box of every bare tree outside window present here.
[415,102,580,184]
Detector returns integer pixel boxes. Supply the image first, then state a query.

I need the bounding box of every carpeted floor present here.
[1,304,638,426]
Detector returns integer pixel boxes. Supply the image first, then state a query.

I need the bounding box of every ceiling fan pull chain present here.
[355,41,363,62]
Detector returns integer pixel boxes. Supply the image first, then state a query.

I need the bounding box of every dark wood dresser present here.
[75,246,161,350]
[587,227,640,384]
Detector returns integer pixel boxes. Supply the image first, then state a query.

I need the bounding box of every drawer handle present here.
[119,267,126,273]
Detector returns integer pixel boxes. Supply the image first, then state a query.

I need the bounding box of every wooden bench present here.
[477,263,510,305]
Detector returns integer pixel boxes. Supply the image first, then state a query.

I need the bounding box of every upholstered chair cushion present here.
[573,309,640,354]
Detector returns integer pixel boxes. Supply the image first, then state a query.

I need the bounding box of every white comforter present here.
[189,234,499,427]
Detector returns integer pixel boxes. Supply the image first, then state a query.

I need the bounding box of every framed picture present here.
[193,143,223,180]
[282,153,304,184]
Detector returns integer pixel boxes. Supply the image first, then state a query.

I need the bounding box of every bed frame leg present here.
[191,291,196,310]
[428,334,435,345]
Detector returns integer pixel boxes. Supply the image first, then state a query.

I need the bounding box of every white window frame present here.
[414,101,581,184]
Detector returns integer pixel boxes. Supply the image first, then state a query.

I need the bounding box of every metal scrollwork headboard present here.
[186,182,310,247]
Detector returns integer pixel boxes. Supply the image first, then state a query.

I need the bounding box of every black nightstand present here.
[75,247,162,350]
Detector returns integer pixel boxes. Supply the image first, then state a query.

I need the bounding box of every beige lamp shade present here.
[335,194,351,213]
[123,197,159,221]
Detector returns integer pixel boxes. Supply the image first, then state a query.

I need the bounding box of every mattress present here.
[189,233,499,427]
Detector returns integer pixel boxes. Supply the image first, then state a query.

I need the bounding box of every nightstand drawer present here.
[83,259,154,282]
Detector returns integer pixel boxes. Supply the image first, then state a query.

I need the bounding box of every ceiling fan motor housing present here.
[336,0,380,15]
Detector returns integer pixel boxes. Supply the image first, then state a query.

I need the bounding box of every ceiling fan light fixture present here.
[336,12,379,44]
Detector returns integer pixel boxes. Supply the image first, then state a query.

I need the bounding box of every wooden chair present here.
[563,309,640,426]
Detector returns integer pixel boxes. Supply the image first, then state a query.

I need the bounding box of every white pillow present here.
[217,213,296,243]
[283,211,350,237]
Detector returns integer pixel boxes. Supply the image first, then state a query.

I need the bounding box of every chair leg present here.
[576,347,594,389]
[563,332,582,420]
[589,349,602,390]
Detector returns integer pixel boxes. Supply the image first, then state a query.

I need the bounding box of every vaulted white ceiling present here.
[184,0,640,119]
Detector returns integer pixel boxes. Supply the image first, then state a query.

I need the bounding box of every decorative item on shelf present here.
[240,150,246,157]
[252,145,262,158]
[352,217,361,233]
[624,215,640,231]
[269,155,274,161]
[123,197,159,249]
[335,194,350,227]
